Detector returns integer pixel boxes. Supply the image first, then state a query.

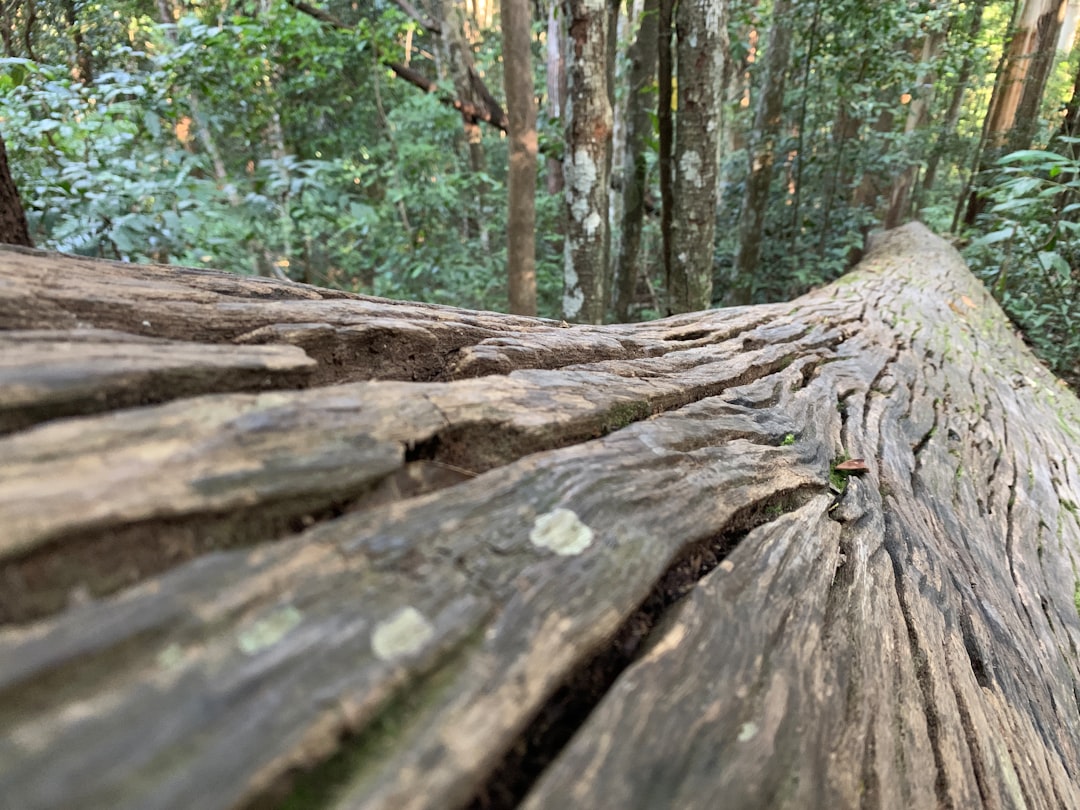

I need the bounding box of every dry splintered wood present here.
[1,223,1079,810]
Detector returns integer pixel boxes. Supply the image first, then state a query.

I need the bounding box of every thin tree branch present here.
[286,0,350,29]
[283,0,507,132]
[392,0,440,34]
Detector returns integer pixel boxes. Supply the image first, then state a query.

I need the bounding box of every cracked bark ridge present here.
[1,223,1079,809]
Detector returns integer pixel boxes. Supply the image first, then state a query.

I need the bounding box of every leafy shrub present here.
[964,144,1080,389]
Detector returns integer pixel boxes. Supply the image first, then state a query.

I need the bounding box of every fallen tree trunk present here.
[1,223,1079,809]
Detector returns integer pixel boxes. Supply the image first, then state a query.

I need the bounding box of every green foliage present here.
[964,144,1080,387]
[1,0,559,313]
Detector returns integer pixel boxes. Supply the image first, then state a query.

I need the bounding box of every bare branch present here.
[392,0,440,34]
[283,0,509,133]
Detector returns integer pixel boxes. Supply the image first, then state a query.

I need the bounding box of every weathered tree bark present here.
[668,0,727,314]
[614,0,658,322]
[499,0,538,316]
[731,0,793,305]
[2,224,1080,809]
[562,0,612,323]
[0,129,32,247]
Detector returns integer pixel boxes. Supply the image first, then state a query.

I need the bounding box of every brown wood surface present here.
[0,225,1079,810]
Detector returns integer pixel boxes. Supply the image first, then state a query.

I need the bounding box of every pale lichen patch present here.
[530,508,595,555]
[237,605,303,655]
[679,150,703,189]
[737,721,759,742]
[372,606,435,662]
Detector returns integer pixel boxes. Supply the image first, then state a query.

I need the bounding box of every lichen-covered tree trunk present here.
[500,0,538,316]
[731,0,793,305]
[669,0,726,314]
[2,225,1080,809]
[563,0,612,323]
[614,0,658,322]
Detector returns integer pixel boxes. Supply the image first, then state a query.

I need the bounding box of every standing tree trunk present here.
[0,129,32,247]
[563,0,612,323]
[436,0,495,248]
[657,0,675,312]
[962,0,1067,225]
[919,0,989,202]
[884,30,947,229]
[615,0,659,322]
[731,0,794,305]
[546,0,567,196]
[668,0,727,314]
[501,0,538,316]
[61,0,93,84]
[988,0,1067,149]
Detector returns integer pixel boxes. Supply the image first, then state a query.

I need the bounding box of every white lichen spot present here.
[563,288,585,320]
[529,508,595,556]
[372,606,435,662]
[237,605,303,655]
[737,721,759,742]
[569,148,598,195]
[156,643,186,670]
[679,150,703,188]
[583,211,602,237]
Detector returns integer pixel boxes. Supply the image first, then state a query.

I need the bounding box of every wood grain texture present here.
[0,328,316,433]
[0,225,1078,810]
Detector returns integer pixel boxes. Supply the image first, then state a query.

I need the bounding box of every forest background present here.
[2,0,1079,390]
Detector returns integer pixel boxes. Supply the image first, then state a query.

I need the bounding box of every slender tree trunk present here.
[62,0,92,84]
[731,0,793,305]
[1057,56,1080,156]
[657,0,675,313]
[884,31,946,229]
[437,0,492,248]
[501,0,538,316]
[962,0,1066,225]
[563,0,612,323]
[1011,0,1068,148]
[788,0,821,256]
[615,0,659,321]
[546,1,567,196]
[988,0,1067,147]
[919,0,988,201]
[668,0,727,314]
[0,129,33,247]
